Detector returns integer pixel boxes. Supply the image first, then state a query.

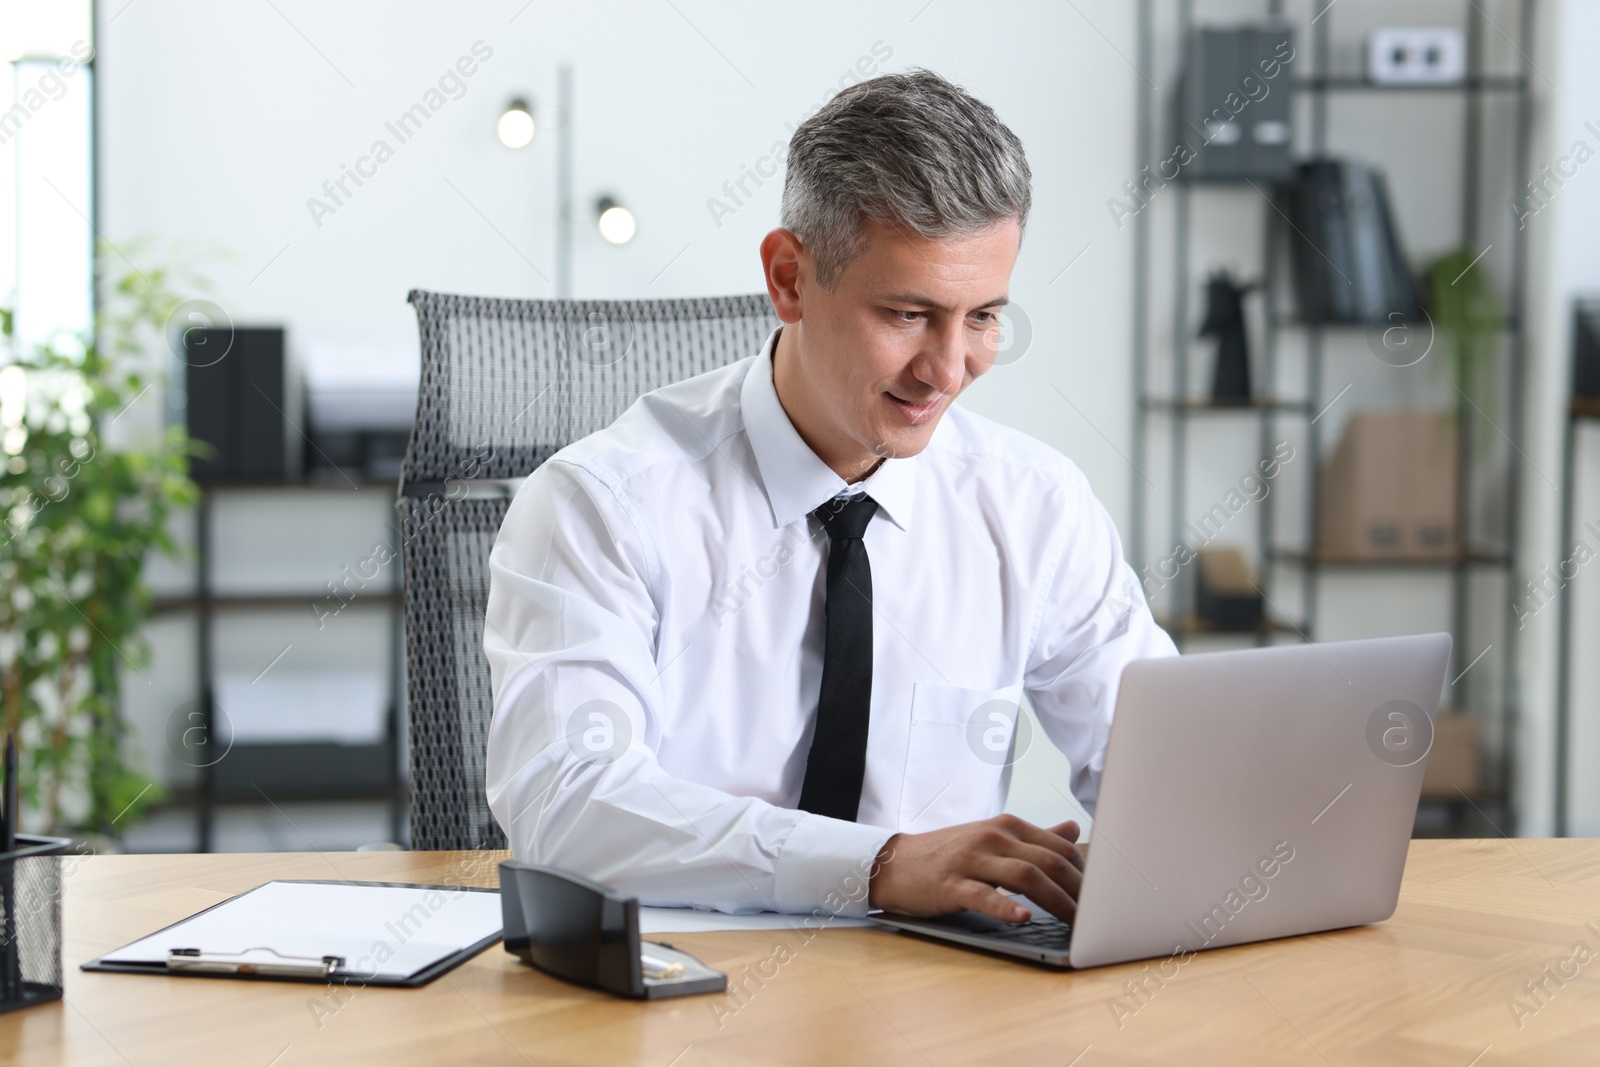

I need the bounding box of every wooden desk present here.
[8,841,1600,1065]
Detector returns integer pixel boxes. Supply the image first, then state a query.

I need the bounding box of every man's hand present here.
[868,814,1086,924]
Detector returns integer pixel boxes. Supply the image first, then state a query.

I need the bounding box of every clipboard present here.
[81,880,502,988]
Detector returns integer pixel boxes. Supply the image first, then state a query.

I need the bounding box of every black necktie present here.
[797,493,879,821]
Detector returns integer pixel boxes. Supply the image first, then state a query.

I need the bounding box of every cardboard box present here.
[1421,711,1481,798]
[1194,547,1263,628]
[1319,411,1458,560]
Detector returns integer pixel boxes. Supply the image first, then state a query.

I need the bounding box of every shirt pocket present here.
[898,681,1025,833]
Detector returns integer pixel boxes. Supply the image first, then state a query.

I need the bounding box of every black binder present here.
[1286,159,1421,324]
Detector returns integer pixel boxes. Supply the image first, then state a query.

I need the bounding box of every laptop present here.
[869,633,1452,969]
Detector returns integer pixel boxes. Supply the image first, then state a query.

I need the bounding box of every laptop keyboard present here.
[982,916,1074,949]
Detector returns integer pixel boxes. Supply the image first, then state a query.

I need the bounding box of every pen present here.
[167,947,344,978]
[640,952,685,980]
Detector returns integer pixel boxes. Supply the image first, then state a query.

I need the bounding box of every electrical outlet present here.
[1367,27,1467,85]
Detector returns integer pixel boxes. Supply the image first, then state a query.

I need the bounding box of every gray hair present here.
[780,68,1032,290]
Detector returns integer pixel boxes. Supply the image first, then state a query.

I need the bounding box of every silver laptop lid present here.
[1069,633,1452,969]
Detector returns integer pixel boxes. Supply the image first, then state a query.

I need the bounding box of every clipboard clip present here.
[167,946,345,979]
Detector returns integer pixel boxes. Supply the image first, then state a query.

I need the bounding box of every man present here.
[484,69,1176,926]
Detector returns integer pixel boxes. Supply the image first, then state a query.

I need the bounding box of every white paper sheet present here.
[99,881,502,981]
[638,907,874,934]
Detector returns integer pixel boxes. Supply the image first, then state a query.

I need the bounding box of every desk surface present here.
[9,840,1600,1065]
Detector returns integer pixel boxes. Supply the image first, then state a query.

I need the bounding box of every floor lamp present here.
[497,63,636,298]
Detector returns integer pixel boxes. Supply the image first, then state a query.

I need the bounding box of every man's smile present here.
[885,391,944,424]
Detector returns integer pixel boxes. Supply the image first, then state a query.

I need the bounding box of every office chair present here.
[398,289,781,851]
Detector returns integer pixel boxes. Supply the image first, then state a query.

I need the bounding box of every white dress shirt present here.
[484,327,1177,916]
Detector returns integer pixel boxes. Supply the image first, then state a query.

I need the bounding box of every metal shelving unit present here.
[152,481,407,852]
[1131,0,1533,833]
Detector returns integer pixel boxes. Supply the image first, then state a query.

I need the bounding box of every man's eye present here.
[970,311,998,326]
[893,309,922,323]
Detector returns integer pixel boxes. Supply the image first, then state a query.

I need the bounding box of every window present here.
[2,1,94,354]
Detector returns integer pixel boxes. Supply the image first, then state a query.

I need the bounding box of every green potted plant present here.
[0,253,199,839]
[1424,246,1503,424]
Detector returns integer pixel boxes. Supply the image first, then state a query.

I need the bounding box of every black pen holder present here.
[0,835,71,1014]
[499,862,725,1000]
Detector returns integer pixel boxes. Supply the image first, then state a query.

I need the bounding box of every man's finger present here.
[956,879,1032,924]
[992,839,1084,898]
[1007,819,1086,870]
[974,854,1077,922]
[1048,818,1081,842]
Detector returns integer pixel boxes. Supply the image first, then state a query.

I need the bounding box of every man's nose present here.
[914,320,968,395]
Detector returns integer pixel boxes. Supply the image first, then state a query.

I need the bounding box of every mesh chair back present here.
[399,290,780,850]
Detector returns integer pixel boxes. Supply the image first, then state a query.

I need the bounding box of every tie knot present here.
[812,494,878,540]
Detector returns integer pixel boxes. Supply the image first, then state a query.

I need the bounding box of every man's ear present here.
[760,228,806,325]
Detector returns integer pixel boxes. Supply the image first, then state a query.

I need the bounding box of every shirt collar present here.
[740,327,918,532]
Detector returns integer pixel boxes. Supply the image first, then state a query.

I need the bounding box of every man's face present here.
[772,216,1020,480]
